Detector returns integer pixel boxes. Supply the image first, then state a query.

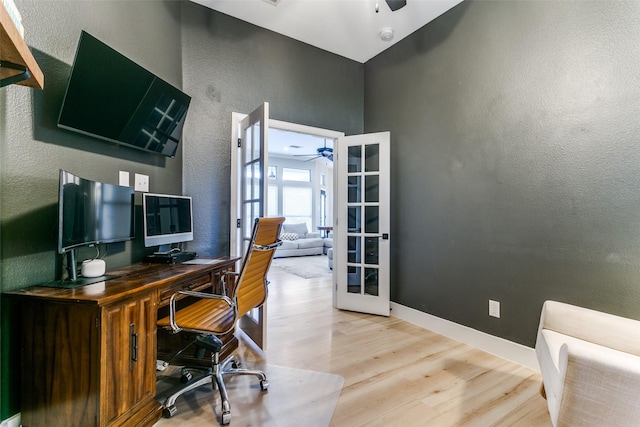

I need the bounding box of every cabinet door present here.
[20,301,101,427]
[102,293,157,425]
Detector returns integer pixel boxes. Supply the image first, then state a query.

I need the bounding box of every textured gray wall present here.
[0,1,363,419]
[2,0,184,292]
[365,1,640,347]
[180,3,363,257]
[0,0,184,418]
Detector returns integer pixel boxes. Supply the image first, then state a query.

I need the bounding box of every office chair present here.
[157,216,285,425]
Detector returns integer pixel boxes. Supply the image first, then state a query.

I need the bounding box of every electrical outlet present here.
[489,300,500,318]
[134,173,149,192]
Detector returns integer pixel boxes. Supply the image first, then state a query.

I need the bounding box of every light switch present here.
[134,173,149,192]
[118,171,130,186]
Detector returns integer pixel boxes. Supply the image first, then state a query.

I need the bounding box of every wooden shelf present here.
[0,3,44,89]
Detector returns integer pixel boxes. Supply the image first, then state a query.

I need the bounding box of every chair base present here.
[161,353,268,425]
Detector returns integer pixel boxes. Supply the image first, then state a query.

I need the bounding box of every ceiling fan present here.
[385,0,407,12]
[294,140,333,162]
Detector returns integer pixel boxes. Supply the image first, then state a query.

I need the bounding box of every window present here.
[267,185,278,216]
[267,166,277,180]
[283,186,312,229]
[282,167,310,182]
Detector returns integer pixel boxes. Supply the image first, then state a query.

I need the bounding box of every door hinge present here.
[95,317,100,328]
[237,138,242,147]
[237,218,241,228]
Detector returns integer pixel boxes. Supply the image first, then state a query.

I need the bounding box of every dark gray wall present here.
[2,0,184,292]
[0,0,364,420]
[1,0,184,418]
[180,3,363,257]
[365,0,640,347]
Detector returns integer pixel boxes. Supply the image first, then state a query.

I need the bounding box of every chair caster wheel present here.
[180,371,193,383]
[260,379,269,391]
[162,405,177,418]
[221,411,231,425]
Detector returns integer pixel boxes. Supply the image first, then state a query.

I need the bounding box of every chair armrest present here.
[254,240,283,251]
[306,232,321,239]
[167,290,234,332]
[556,340,640,425]
[538,300,640,357]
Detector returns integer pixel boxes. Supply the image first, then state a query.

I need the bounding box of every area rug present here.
[155,363,344,427]
[271,255,332,279]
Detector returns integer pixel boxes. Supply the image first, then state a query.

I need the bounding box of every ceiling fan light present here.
[379,27,394,42]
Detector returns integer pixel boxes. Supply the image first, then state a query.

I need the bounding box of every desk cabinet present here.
[9,258,239,427]
[102,293,158,426]
[19,292,160,427]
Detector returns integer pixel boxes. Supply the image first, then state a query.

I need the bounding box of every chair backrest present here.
[234,217,285,318]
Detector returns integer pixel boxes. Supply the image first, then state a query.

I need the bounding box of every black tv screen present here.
[58,169,135,254]
[58,31,191,158]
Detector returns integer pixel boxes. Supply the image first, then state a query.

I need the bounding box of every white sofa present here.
[274,223,331,258]
[535,300,640,427]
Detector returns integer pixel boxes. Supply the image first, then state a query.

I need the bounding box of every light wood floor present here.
[231,264,553,426]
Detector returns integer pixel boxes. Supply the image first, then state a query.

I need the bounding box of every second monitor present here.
[142,192,194,254]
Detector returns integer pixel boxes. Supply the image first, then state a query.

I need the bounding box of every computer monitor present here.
[142,193,193,253]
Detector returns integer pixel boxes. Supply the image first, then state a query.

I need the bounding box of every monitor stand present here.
[39,249,120,288]
[154,244,175,255]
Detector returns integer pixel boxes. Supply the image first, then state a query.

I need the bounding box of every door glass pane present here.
[347,266,361,293]
[364,268,379,296]
[244,203,257,239]
[365,144,379,172]
[252,123,261,160]
[365,206,379,234]
[348,236,360,263]
[348,146,362,173]
[348,176,361,203]
[253,164,261,199]
[365,237,379,265]
[365,175,379,202]
[348,206,361,233]
[242,126,253,163]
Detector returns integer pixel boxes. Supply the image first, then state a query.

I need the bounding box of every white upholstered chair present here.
[535,300,640,427]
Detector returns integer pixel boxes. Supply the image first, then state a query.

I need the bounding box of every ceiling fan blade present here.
[386,0,407,12]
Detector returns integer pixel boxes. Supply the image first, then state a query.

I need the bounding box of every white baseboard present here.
[390,302,540,371]
[0,413,20,427]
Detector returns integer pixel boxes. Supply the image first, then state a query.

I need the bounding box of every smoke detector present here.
[379,27,394,42]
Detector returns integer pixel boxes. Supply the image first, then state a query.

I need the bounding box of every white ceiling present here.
[268,128,333,159]
[191,0,463,63]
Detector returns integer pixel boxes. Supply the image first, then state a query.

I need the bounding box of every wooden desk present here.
[6,258,239,427]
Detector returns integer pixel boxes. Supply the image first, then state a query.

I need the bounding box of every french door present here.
[231,109,390,319]
[334,132,391,316]
[233,102,269,349]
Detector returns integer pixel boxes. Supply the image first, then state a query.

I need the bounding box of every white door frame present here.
[230,114,344,257]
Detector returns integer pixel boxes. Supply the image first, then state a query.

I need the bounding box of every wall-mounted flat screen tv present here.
[58,31,191,158]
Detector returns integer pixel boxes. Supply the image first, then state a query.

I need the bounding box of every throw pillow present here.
[281,232,298,241]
